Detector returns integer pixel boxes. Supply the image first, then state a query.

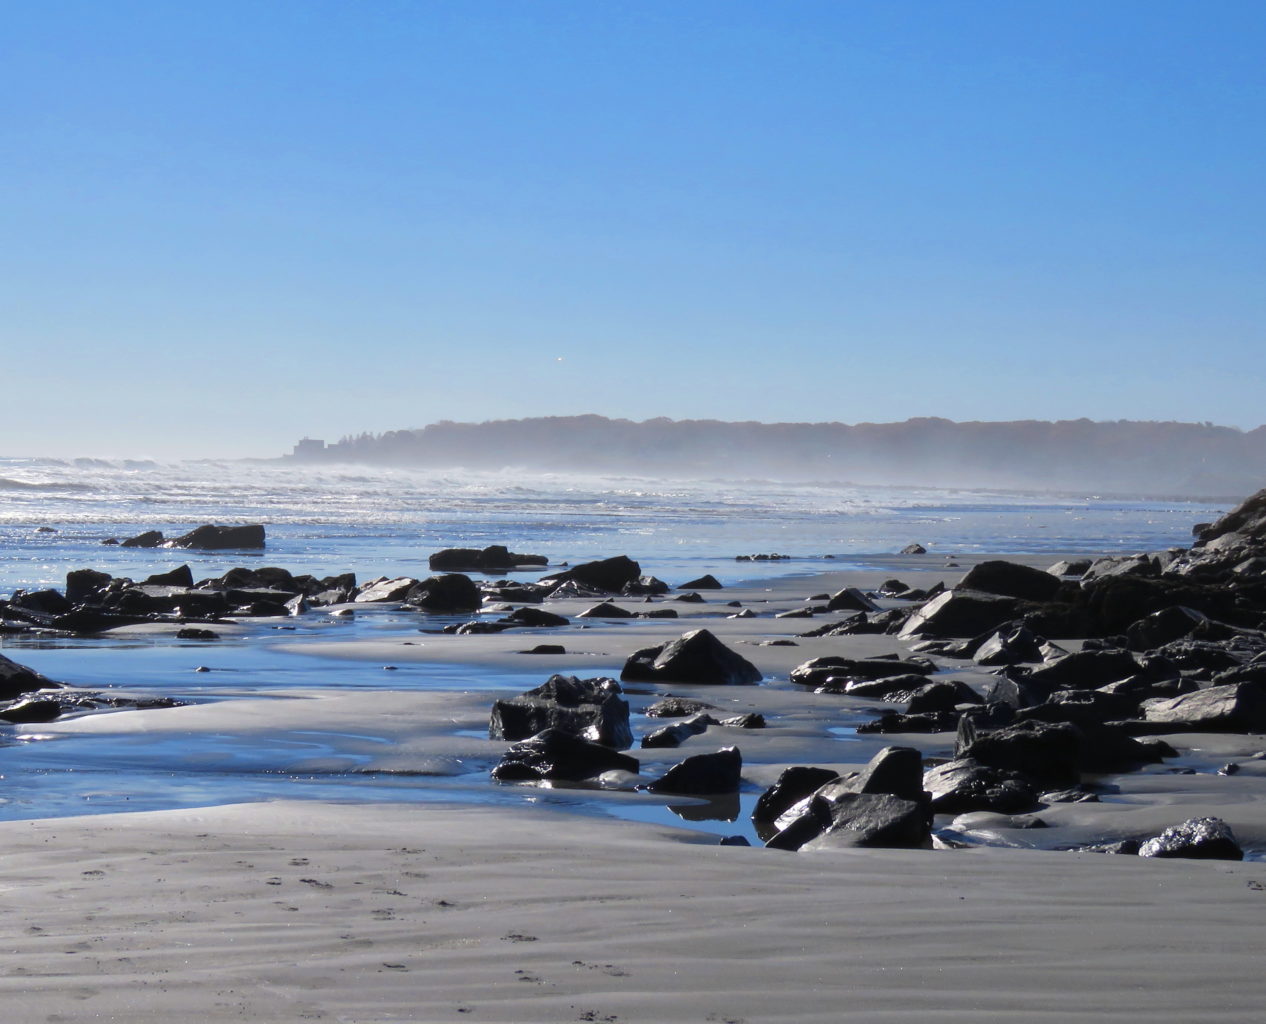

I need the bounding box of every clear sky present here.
[3,0,1263,459]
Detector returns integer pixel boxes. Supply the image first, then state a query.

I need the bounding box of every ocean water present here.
[0,456,1225,592]
[0,456,1228,836]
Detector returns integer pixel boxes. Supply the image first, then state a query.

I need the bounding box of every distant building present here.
[291,437,326,460]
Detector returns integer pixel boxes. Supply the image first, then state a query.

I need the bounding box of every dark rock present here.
[520,644,566,654]
[640,713,716,748]
[11,589,73,615]
[1195,488,1266,546]
[675,592,707,604]
[143,565,194,588]
[576,602,636,619]
[621,629,762,686]
[0,697,63,723]
[1138,817,1243,860]
[679,574,723,590]
[167,524,266,550]
[355,577,419,603]
[973,625,1060,666]
[825,588,879,613]
[48,609,156,634]
[446,621,514,635]
[0,652,62,701]
[645,697,716,718]
[428,546,547,572]
[175,628,219,640]
[491,728,639,782]
[1023,649,1140,690]
[957,560,1063,603]
[899,590,1025,639]
[789,656,934,689]
[638,608,680,619]
[1125,606,1212,650]
[540,556,641,594]
[489,674,632,748]
[622,576,670,596]
[1139,683,1266,733]
[906,680,984,714]
[923,758,1038,814]
[646,746,742,795]
[795,793,930,851]
[718,835,750,846]
[856,710,961,734]
[753,766,841,825]
[958,719,1084,784]
[120,530,164,548]
[720,712,765,728]
[405,574,482,613]
[65,568,113,603]
[901,543,927,554]
[819,673,938,699]
[847,745,926,802]
[1047,559,1092,578]
[502,607,569,627]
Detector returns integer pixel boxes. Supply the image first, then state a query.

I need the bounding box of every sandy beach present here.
[4,552,1266,1021]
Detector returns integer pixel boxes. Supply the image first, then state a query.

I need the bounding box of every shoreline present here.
[5,548,1266,1018]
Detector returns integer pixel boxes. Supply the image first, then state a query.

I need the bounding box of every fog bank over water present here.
[290,416,1266,500]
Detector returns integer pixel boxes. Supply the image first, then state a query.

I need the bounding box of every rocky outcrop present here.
[405,574,482,613]
[491,728,639,782]
[1138,817,1243,860]
[645,747,742,795]
[539,556,641,594]
[166,524,266,550]
[489,675,632,748]
[621,629,762,686]
[428,545,547,572]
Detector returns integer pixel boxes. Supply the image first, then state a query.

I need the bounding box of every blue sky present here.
[3,0,1263,458]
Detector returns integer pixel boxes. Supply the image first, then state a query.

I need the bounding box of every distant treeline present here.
[290,415,1266,498]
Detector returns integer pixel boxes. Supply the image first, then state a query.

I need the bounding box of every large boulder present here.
[405,574,482,613]
[766,747,932,851]
[491,728,639,782]
[120,530,164,548]
[0,652,62,701]
[922,758,1039,814]
[957,719,1084,785]
[1139,683,1266,733]
[621,629,762,685]
[166,524,265,550]
[540,556,641,594]
[825,588,879,613]
[640,713,716,748]
[65,568,113,604]
[646,746,742,795]
[429,545,547,572]
[789,656,933,688]
[899,590,1025,639]
[354,577,419,603]
[798,793,930,851]
[1139,817,1243,860]
[1194,488,1266,546]
[1023,649,1141,691]
[489,675,632,748]
[957,561,1063,603]
[752,766,841,826]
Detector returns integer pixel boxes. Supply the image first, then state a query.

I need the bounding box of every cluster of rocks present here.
[0,651,182,725]
[0,551,700,637]
[488,630,766,793]
[758,487,1266,859]
[106,524,267,549]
